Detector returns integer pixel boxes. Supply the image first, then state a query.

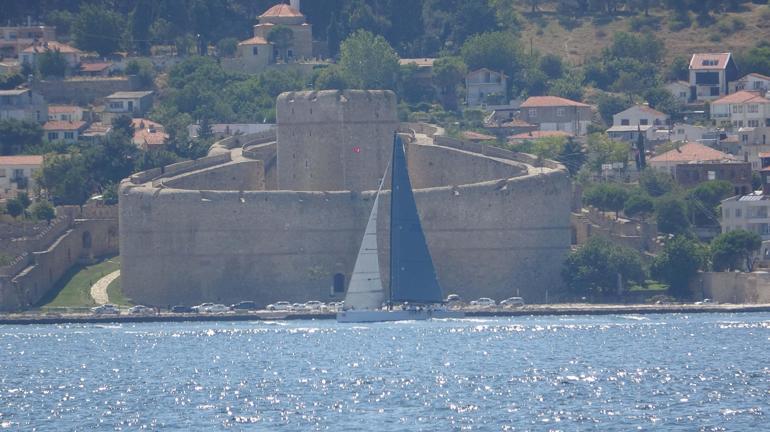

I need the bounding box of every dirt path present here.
[90,270,120,305]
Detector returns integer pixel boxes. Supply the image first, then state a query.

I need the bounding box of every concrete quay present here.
[1,303,769,325]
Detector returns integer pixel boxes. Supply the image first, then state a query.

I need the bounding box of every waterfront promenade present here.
[2,303,770,325]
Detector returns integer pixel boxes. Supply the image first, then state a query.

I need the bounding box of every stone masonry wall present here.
[161,160,265,191]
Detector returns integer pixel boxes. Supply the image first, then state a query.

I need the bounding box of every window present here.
[735,208,742,218]
[252,46,258,55]
[708,171,716,180]
[710,86,720,96]
[528,109,537,118]
[749,120,759,128]
[742,134,749,143]
[640,119,649,125]
[754,81,763,90]
[0,169,6,177]
[702,59,718,66]
[13,169,23,179]
[64,131,74,139]
[621,119,629,126]
[732,105,743,114]
[680,91,687,98]
[677,129,685,134]
[287,49,293,58]
[109,101,124,109]
[47,132,58,140]
[748,104,759,113]
[556,108,565,117]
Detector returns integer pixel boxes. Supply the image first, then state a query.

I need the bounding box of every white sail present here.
[343,173,387,310]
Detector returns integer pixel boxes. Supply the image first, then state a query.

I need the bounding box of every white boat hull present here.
[336,308,465,323]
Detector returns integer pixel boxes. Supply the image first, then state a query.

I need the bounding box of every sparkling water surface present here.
[1,313,769,431]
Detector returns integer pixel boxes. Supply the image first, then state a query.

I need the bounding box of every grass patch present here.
[106,275,132,306]
[39,256,121,309]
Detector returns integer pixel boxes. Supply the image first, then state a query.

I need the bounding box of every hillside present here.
[519,3,770,65]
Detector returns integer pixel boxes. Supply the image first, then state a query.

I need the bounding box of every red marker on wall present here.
[353,146,361,153]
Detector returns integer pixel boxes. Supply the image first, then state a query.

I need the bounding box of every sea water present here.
[1,313,768,431]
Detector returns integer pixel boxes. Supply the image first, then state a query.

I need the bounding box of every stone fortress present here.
[119,90,572,307]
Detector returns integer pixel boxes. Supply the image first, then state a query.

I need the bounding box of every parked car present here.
[327,301,344,312]
[470,297,496,308]
[191,303,214,313]
[292,302,305,311]
[304,301,324,311]
[91,304,120,315]
[200,304,229,313]
[230,301,258,311]
[445,294,462,303]
[128,305,154,315]
[267,301,292,311]
[171,305,194,313]
[500,297,525,307]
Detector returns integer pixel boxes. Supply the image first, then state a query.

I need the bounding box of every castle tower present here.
[276,90,398,192]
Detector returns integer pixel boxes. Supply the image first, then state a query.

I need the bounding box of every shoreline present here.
[1,303,770,325]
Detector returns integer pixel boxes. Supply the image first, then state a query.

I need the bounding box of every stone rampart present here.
[161,160,265,191]
[692,272,770,303]
[208,129,276,156]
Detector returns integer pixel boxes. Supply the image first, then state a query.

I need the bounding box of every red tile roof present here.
[22,41,80,54]
[0,155,43,166]
[43,120,86,131]
[758,152,770,158]
[238,36,269,46]
[133,128,168,148]
[745,72,770,81]
[80,62,112,72]
[689,53,731,70]
[131,118,164,131]
[509,130,572,140]
[712,90,770,105]
[48,105,81,114]
[461,131,496,141]
[649,142,736,163]
[260,4,303,18]
[520,96,589,108]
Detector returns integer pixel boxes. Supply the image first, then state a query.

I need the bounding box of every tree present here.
[596,92,633,125]
[532,135,567,161]
[540,53,564,80]
[72,4,126,56]
[651,235,707,298]
[736,44,770,78]
[460,31,524,82]
[112,115,135,139]
[125,59,155,89]
[130,0,154,55]
[556,137,587,176]
[711,230,762,272]
[548,72,584,101]
[583,183,630,217]
[30,200,55,222]
[655,195,690,235]
[36,49,67,78]
[5,198,23,219]
[338,30,400,90]
[314,65,349,90]
[645,87,681,116]
[562,236,647,299]
[197,116,214,140]
[267,25,295,60]
[624,193,654,219]
[432,56,467,111]
[0,119,43,155]
[16,192,31,211]
[216,37,238,57]
[666,55,689,81]
[606,32,665,64]
[639,169,675,197]
[0,72,24,90]
[586,133,629,173]
[688,180,733,226]
[36,152,92,205]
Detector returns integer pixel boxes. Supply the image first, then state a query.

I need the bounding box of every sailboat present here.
[337,134,464,323]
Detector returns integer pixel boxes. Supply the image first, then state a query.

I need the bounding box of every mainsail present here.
[343,166,388,310]
[389,134,443,304]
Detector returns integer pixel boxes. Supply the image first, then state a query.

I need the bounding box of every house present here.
[0,89,48,123]
[466,68,507,107]
[47,105,84,122]
[665,81,690,105]
[234,36,273,71]
[720,156,770,239]
[80,122,112,142]
[43,120,87,143]
[649,141,737,176]
[732,72,770,94]
[399,58,435,84]
[20,41,82,69]
[606,125,656,143]
[688,53,739,102]
[519,96,592,136]
[710,90,770,129]
[654,123,715,144]
[79,62,113,77]
[0,155,43,199]
[103,91,154,122]
[674,161,751,194]
[0,25,56,58]
[612,105,669,127]
[131,118,168,151]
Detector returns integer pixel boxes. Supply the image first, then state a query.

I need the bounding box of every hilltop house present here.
[0,155,43,198]
[43,120,87,143]
[102,91,154,123]
[689,53,739,102]
[612,104,669,127]
[0,89,47,123]
[0,25,56,58]
[20,41,82,69]
[519,96,591,136]
[47,105,84,122]
[131,118,168,151]
[710,91,770,129]
[732,73,770,94]
[466,68,507,107]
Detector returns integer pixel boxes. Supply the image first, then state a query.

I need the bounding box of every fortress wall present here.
[276,90,398,191]
[161,160,265,191]
[406,143,525,189]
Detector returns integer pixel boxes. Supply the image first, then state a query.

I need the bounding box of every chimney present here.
[290,0,300,11]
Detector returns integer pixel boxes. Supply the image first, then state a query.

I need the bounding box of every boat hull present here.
[336,308,465,323]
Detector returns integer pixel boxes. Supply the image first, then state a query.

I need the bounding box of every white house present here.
[665,81,690,105]
[43,120,87,143]
[20,41,82,69]
[519,96,592,136]
[0,89,48,123]
[102,91,154,123]
[612,104,669,128]
[606,124,656,143]
[654,123,714,144]
[0,155,43,199]
[710,90,770,129]
[47,105,84,122]
[466,68,507,107]
[732,72,770,94]
[689,53,739,102]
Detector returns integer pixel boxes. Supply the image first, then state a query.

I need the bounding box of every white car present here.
[91,304,120,315]
[327,301,344,312]
[200,304,229,313]
[267,301,292,311]
[470,297,496,308]
[500,297,525,307]
[304,301,324,311]
[191,303,214,313]
[128,305,154,315]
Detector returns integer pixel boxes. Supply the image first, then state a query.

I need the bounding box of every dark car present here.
[171,305,194,313]
[231,301,258,311]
